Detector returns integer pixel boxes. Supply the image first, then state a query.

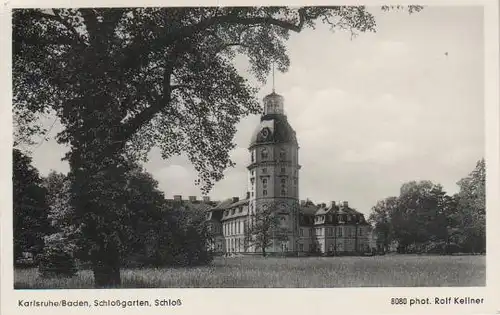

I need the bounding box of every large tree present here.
[368,196,397,252]
[13,6,422,287]
[454,159,486,253]
[13,149,51,264]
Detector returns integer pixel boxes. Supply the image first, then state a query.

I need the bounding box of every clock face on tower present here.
[260,128,270,140]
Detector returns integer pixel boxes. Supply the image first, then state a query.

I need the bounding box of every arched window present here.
[261,148,269,160]
[251,151,255,163]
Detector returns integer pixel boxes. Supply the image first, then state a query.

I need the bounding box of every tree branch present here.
[23,10,85,46]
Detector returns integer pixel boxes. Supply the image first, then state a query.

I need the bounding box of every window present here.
[300,229,304,237]
[231,209,235,215]
[281,189,286,196]
[239,207,243,213]
[299,243,304,251]
[251,192,254,197]
[281,167,286,173]
[251,170,254,175]
[279,149,286,160]
[338,227,343,237]
[293,178,297,185]
[280,178,286,184]
[251,151,255,163]
[262,168,267,174]
[359,228,362,236]
[263,190,267,196]
[250,178,255,185]
[261,148,269,160]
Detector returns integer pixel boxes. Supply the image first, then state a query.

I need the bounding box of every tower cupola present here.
[263,92,285,115]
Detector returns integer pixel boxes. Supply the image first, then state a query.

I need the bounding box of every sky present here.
[27,6,484,216]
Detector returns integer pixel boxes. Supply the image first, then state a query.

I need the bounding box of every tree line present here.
[368,159,486,254]
[13,148,212,279]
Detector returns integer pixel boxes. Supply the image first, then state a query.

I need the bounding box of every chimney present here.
[300,200,306,206]
[343,201,349,208]
[321,203,326,208]
[330,201,336,208]
[189,196,197,202]
[232,197,239,203]
[246,192,250,199]
[203,196,210,203]
[173,195,182,201]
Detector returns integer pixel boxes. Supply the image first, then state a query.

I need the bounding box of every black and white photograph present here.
[3,1,499,310]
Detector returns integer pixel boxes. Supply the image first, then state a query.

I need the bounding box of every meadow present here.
[14,254,485,289]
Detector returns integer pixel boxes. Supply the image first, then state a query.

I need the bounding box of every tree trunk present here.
[69,152,127,289]
[93,263,121,288]
[92,241,122,288]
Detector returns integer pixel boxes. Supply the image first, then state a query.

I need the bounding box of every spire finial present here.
[272,62,275,93]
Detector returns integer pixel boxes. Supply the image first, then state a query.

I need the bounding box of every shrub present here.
[38,247,77,278]
[38,233,77,278]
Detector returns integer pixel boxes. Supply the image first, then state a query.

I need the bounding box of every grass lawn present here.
[14,254,485,289]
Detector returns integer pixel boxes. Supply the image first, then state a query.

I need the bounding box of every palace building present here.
[205,89,371,255]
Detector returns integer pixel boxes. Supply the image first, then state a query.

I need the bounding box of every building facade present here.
[205,90,371,255]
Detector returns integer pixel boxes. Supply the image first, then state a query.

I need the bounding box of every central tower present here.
[247,90,301,253]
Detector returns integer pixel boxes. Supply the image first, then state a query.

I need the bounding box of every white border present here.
[1,0,498,314]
